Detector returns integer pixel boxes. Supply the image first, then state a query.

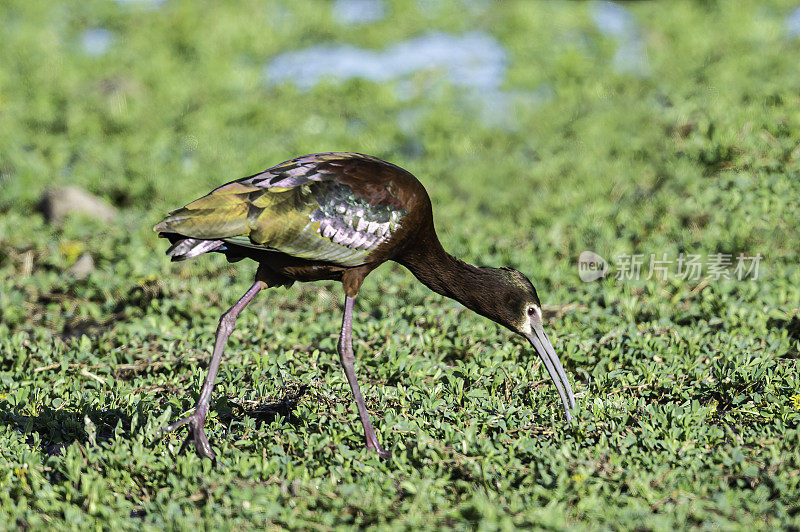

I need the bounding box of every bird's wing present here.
[154,153,408,267]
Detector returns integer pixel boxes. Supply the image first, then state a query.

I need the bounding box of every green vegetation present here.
[1,0,799,528]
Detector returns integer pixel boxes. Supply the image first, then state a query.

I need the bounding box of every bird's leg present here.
[338,295,389,458]
[163,280,266,459]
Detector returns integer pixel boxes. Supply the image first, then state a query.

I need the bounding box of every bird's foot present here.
[366,441,390,460]
[163,410,216,460]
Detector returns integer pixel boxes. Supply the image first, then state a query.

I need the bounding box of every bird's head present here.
[492,268,576,422]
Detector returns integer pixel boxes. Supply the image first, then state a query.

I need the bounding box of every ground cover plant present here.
[1,0,799,528]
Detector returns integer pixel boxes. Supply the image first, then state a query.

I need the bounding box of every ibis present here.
[154,152,576,459]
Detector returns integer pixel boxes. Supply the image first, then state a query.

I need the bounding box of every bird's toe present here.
[192,426,216,460]
[163,410,216,460]
[163,414,194,433]
[367,444,390,460]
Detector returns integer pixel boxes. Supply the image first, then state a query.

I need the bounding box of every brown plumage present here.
[155,152,576,459]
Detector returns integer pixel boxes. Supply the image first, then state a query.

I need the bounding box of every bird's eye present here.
[527,306,536,317]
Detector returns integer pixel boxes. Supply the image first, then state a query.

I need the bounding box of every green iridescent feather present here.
[154,175,405,267]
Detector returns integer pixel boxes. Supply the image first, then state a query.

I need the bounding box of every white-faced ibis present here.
[155,152,576,459]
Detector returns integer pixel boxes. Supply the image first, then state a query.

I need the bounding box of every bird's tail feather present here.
[164,237,225,261]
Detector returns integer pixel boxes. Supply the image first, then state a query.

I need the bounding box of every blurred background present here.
[1,0,800,527]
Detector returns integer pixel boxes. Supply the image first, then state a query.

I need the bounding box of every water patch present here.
[612,38,647,76]
[786,6,800,38]
[112,0,167,8]
[591,1,637,39]
[264,31,506,94]
[81,28,113,56]
[590,1,648,76]
[263,32,551,130]
[333,0,386,25]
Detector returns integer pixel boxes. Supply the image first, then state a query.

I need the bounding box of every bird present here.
[154,152,576,460]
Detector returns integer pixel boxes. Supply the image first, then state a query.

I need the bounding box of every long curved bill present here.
[526,321,576,423]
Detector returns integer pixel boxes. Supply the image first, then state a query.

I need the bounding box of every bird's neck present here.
[397,233,502,319]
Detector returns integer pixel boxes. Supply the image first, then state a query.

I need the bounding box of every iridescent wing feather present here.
[154,153,407,267]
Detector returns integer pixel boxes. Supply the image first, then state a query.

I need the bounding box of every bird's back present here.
[155,153,431,268]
